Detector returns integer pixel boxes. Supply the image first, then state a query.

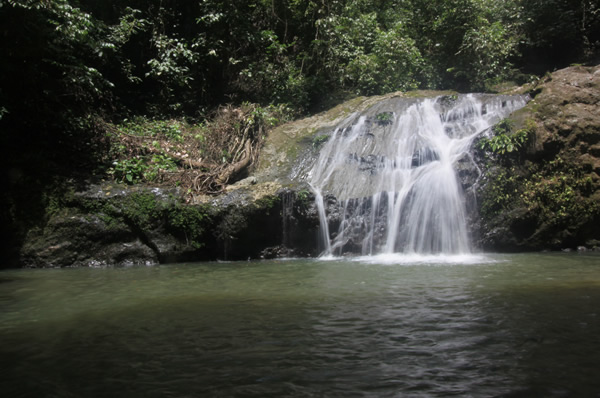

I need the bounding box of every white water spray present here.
[308,94,527,256]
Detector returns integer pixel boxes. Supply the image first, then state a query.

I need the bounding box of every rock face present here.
[260,68,600,253]
[18,90,369,267]
[20,185,188,267]
[17,66,600,266]
[475,64,600,251]
[18,181,323,267]
[21,211,158,267]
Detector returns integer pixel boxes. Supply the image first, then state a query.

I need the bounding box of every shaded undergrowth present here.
[105,103,293,199]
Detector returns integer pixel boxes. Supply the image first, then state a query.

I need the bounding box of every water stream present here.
[308,94,527,256]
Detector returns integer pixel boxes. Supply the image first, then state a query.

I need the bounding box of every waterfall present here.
[308,94,527,256]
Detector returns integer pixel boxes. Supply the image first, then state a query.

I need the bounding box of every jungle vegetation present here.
[1,0,599,260]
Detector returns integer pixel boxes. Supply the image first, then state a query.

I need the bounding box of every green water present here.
[1,252,600,397]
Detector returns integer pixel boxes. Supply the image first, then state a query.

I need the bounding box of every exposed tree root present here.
[106,103,288,198]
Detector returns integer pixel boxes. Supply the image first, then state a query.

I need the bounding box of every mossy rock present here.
[476,64,600,251]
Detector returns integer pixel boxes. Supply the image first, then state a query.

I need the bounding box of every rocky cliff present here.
[476,64,600,251]
[16,65,600,267]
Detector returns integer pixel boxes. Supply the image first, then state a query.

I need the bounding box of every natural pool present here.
[1,252,600,397]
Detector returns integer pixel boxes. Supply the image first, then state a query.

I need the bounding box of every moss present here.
[43,185,76,219]
[479,166,524,219]
[74,189,214,249]
[519,157,598,226]
[255,194,281,215]
[285,143,299,161]
[166,203,211,249]
[480,151,600,249]
[402,90,457,98]
[325,96,367,122]
[119,192,162,228]
[214,206,249,243]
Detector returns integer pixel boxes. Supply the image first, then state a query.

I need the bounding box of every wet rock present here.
[20,210,159,268]
[19,185,215,267]
[18,67,600,266]
[411,148,439,168]
[232,176,257,186]
[260,245,299,259]
[477,64,600,251]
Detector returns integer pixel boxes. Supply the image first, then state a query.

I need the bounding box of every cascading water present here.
[308,94,528,256]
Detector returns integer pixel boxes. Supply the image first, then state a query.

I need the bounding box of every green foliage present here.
[255,195,281,213]
[105,102,293,194]
[145,32,199,112]
[110,157,147,184]
[375,112,394,125]
[294,189,313,209]
[121,192,163,228]
[455,19,520,89]
[347,24,424,94]
[81,190,211,248]
[108,117,186,184]
[248,103,294,128]
[118,118,185,142]
[3,0,596,129]
[145,154,178,181]
[312,134,330,149]
[480,152,599,241]
[520,0,600,71]
[236,34,310,110]
[296,189,310,202]
[3,0,595,139]
[520,157,598,226]
[313,10,424,95]
[167,203,211,248]
[478,119,531,155]
[480,166,522,218]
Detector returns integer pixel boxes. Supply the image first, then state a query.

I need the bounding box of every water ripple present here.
[1,254,600,397]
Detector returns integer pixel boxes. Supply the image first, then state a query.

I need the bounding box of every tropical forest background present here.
[1,0,599,259]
